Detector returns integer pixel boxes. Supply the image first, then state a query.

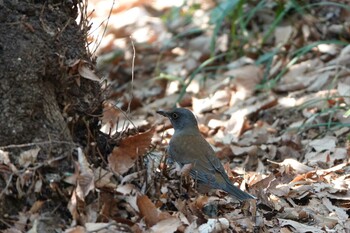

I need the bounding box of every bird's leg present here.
[194,170,198,190]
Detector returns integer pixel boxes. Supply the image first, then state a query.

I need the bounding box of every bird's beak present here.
[156,110,169,117]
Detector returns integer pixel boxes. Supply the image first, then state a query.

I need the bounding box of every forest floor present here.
[2,0,350,232]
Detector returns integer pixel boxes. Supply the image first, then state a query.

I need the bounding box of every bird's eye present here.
[172,112,179,119]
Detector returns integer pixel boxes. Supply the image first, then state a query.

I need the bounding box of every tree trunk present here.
[0,0,101,231]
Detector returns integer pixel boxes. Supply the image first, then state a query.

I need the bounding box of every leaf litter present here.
[2,0,350,232]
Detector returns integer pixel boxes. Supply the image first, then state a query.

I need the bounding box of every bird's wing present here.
[168,133,255,200]
[168,134,228,186]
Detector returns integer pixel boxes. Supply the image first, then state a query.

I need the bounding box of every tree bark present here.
[0,0,101,230]
[0,0,100,152]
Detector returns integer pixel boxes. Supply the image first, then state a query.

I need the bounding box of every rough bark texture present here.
[0,0,101,231]
[0,0,100,146]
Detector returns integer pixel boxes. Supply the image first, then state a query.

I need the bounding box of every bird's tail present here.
[223,182,256,201]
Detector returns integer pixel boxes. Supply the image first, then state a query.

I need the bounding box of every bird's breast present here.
[168,133,213,165]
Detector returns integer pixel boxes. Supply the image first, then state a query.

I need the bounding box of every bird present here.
[157,108,256,201]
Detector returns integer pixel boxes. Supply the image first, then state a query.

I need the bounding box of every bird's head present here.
[157,108,199,132]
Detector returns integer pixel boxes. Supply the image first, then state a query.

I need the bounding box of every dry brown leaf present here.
[278,159,313,175]
[137,195,162,228]
[29,200,44,214]
[100,101,121,134]
[294,89,338,107]
[192,89,231,114]
[108,128,155,175]
[337,82,350,104]
[322,197,348,223]
[236,217,255,232]
[64,226,86,233]
[306,71,332,92]
[311,214,338,229]
[76,148,95,199]
[149,217,182,233]
[198,218,230,232]
[230,145,258,156]
[99,192,118,222]
[0,150,11,165]
[78,62,101,82]
[3,229,23,233]
[34,179,43,193]
[194,195,209,210]
[305,148,347,167]
[94,167,116,189]
[67,191,80,222]
[18,147,40,168]
[280,227,293,233]
[316,44,338,55]
[317,162,348,174]
[274,59,324,92]
[222,95,277,143]
[278,218,324,233]
[85,223,114,232]
[225,65,263,100]
[275,25,293,45]
[116,183,138,195]
[277,146,301,161]
[329,44,350,66]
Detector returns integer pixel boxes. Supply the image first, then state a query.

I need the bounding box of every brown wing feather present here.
[168,133,255,200]
[168,134,228,188]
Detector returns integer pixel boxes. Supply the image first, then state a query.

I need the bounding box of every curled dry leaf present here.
[100,101,121,134]
[278,159,313,174]
[78,62,101,82]
[198,218,230,233]
[150,217,182,233]
[137,194,171,228]
[18,147,40,168]
[225,65,263,100]
[108,128,155,175]
[308,136,337,152]
[274,59,323,92]
[278,218,324,233]
[67,191,80,222]
[94,167,116,189]
[76,148,95,199]
[192,89,231,114]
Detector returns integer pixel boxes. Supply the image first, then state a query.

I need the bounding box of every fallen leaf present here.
[278,219,324,233]
[225,65,263,100]
[18,147,40,168]
[78,62,101,82]
[275,25,293,45]
[108,128,155,174]
[198,218,230,232]
[137,195,165,227]
[278,159,313,175]
[149,217,182,233]
[76,148,95,199]
[308,136,337,152]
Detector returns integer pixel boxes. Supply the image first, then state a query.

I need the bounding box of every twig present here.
[91,0,115,55]
[127,37,136,114]
[0,173,14,199]
[0,140,77,150]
